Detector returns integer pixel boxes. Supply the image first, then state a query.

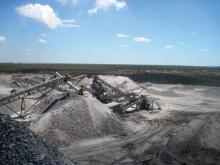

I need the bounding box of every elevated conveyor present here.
[0,76,65,106]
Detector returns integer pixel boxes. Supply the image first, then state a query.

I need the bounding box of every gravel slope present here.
[0,114,75,165]
[30,93,125,147]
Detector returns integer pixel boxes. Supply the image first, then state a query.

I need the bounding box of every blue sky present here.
[0,0,219,66]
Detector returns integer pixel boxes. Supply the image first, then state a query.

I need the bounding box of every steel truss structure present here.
[91,76,161,113]
[0,73,82,118]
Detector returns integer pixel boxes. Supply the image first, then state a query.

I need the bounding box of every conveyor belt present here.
[95,76,128,96]
[0,76,65,106]
[120,97,144,113]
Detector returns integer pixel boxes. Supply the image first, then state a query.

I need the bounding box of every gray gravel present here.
[0,113,76,165]
[31,94,125,147]
[50,96,102,140]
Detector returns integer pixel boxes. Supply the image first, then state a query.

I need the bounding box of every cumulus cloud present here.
[164,44,174,49]
[96,0,127,10]
[88,0,127,14]
[117,33,128,38]
[200,48,209,52]
[61,19,80,27]
[38,38,48,44]
[55,0,83,5]
[134,37,151,43]
[16,3,80,28]
[0,36,6,43]
[88,8,98,14]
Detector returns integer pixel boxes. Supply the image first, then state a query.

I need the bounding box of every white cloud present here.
[55,0,83,5]
[120,44,128,48]
[0,36,6,43]
[134,37,151,43]
[96,0,127,10]
[16,3,80,28]
[164,44,174,49]
[88,0,127,14]
[61,19,80,27]
[38,38,48,44]
[88,8,98,14]
[62,19,75,24]
[117,33,128,38]
[179,42,184,45]
[200,48,209,52]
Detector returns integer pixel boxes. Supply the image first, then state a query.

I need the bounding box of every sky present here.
[0,0,219,66]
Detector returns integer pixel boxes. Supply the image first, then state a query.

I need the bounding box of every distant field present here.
[0,63,220,87]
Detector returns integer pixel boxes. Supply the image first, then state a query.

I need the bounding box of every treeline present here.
[129,72,220,87]
[0,63,220,86]
[0,63,219,74]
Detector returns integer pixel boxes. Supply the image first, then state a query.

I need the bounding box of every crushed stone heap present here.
[30,94,125,147]
[0,114,75,165]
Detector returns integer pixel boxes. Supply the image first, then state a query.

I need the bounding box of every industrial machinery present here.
[0,73,161,116]
[91,75,161,113]
[0,72,82,118]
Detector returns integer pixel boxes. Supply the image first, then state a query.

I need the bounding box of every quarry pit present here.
[1,73,220,165]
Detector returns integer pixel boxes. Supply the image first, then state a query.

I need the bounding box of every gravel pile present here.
[141,112,220,165]
[76,75,139,92]
[30,94,125,147]
[35,91,68,114]
[0,114,75,165]
[99,75,139,91]
[50,96,102,139]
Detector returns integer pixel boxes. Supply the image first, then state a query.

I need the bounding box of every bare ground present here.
[1,74,220,165]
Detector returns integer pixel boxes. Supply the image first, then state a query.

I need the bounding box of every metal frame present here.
[0,72,84,117]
